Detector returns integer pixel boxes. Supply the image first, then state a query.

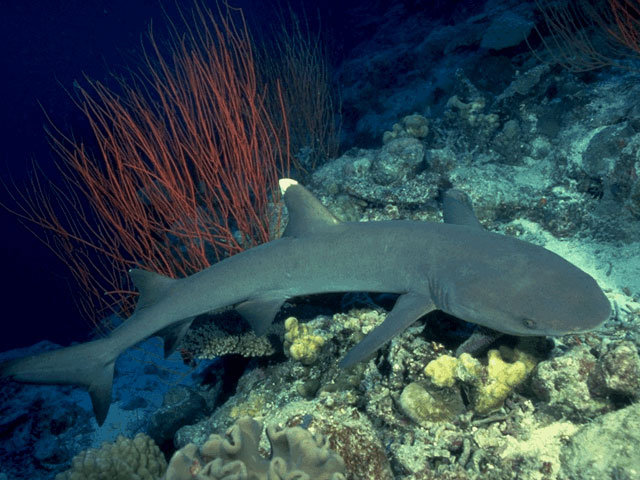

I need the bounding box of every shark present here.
[0,179,611,425]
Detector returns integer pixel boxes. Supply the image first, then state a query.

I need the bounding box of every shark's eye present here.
[522,318,537,330]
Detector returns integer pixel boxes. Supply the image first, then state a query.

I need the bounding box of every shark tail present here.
[0,338,116,425]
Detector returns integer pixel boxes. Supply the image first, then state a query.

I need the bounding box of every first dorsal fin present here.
[279,179,340,237]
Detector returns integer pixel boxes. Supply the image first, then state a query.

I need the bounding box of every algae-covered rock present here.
[372,137,426,185]
[590,340,640,400]
[561,402,640,479]
[530,346,611,419]
[399,382,464,424]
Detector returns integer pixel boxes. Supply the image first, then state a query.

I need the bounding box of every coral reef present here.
[48,305,640,480]
[55,434,166,480]
[163,416,346,480]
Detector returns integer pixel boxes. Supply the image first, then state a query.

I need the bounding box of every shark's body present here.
[0,180,611,425]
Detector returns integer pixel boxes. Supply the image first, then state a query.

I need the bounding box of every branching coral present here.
[181,319,275,360]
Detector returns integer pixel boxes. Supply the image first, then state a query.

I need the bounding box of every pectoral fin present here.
[339,293,436,368]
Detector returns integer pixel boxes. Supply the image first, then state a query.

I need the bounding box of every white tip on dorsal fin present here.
[279,178,341,237]
[279,178,298,194]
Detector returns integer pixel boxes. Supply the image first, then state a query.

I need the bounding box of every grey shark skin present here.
[0,180,610,425]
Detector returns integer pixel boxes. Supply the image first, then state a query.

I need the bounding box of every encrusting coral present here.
[163,416,346,480]
[284,317,325,366]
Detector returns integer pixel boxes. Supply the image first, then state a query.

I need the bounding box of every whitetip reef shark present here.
[0,179,610,425]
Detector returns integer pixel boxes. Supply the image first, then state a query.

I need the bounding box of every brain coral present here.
[164,416,346,480]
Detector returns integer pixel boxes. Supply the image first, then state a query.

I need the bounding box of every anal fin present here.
[340,293,436,368]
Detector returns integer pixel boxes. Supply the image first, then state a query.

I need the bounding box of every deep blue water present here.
[0,1,292,350]
[0,0,161,350]
[0,0,465,350]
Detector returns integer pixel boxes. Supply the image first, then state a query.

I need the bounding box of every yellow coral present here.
[474,349,532,414]
[424,354,458,387]
[457,353,484,383]
[423,345,538,416]
[284,317,325,366]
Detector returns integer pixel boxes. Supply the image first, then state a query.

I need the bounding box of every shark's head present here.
[446,235,611,337]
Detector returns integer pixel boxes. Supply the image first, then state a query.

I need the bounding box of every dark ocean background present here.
[1,1,155,350]
[0,0,446,351]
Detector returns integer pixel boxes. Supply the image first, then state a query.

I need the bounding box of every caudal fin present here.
[0,338,116,425]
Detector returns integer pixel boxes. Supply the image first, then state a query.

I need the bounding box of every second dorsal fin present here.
[129,269,176,311]
[279,179,341,237]
[442,189,484,230]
